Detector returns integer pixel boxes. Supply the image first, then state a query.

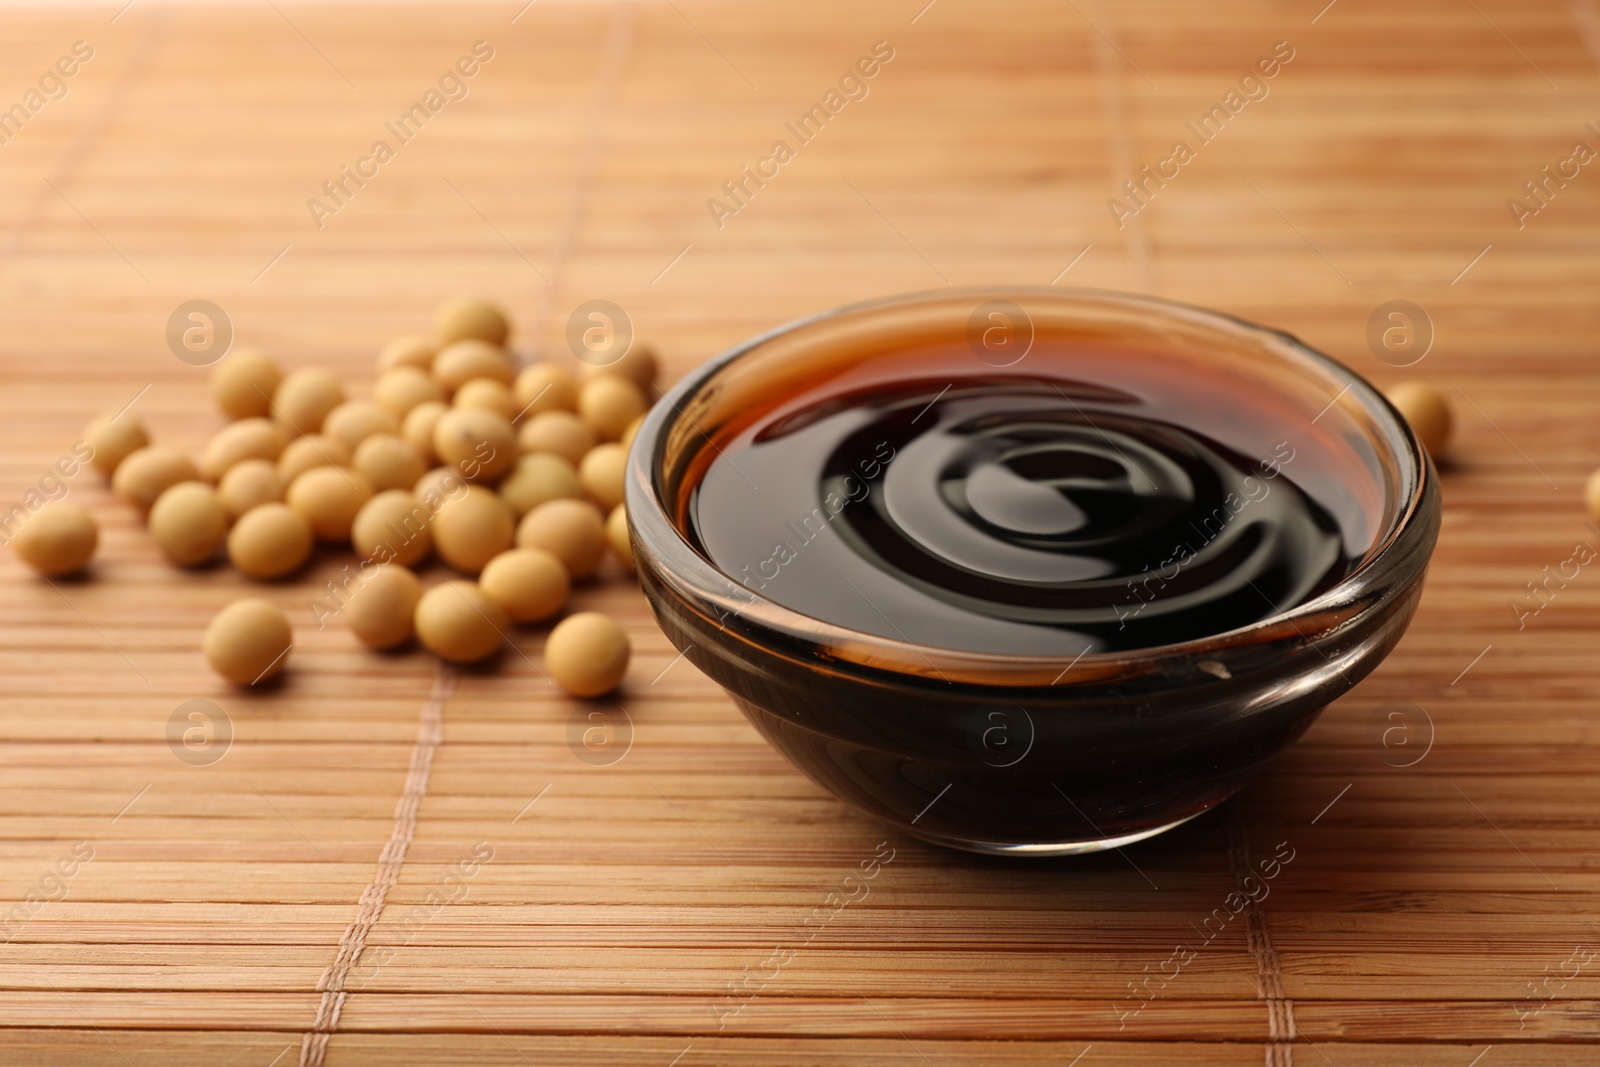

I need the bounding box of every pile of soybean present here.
[21,297,648,696]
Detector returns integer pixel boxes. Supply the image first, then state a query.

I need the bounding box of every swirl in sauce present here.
[690,366,1356,656]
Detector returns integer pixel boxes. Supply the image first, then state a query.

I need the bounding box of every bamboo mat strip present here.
[298,664,454,1067]
[525,0,637,360]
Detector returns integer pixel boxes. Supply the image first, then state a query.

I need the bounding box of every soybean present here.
[432,486,514,573]
[479,547,570,623]
[606,503,633,571]
[345,564,423,649]
[352,489,432,568]
[273,368,346,436]
[82,413,149,477]
[353,434,426,493]
[579,443,627,512]
[513,364,578,415]
[375,366,444,417]
[149,482,228,567]
[277,434,352,483]
[1386,381,1453,458]
[402,401,448,465]
[378,334,437,372]
[11,503,97,576]
[414,465,467,508]
[227,503,313,579]
[323,400,399,451]
[218,459,284,520]
[286,466,374,542]
[414,580,506,663]
[580,343,657,392]
[518,410,595,466]
[112,446,202,515]
[435,489,515,575]
[432,407,516,484]
[211,349,283,420]
[577,375,647,442]
[499,453,581,518]
[203,598,292,685]
[201,417,288,481]
[433,340,515,395]
[435,296,510,347]
[453,377,516,419]
[516,498,605,579]
[545,611,630,697]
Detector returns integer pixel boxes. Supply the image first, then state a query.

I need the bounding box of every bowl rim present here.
[625,286,1438,684]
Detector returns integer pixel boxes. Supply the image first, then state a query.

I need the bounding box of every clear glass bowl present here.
[625,289,1440,856]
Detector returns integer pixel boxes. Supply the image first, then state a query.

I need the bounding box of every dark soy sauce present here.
[689,347,1360,655]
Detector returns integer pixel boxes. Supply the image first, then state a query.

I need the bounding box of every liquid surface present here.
[690,356,1360,655]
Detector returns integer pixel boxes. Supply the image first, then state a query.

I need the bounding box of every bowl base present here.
[899,807,1210,857]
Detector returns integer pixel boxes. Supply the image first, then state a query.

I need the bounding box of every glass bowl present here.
[625,289,1440,856]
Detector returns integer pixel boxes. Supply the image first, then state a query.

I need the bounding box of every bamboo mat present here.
[1,1,1598,1063]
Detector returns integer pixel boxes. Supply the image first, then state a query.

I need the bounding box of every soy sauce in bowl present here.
[689,348,1363,656]
[631,290,1438,855]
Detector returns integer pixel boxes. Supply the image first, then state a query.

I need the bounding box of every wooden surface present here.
[2,1,1598,1063]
